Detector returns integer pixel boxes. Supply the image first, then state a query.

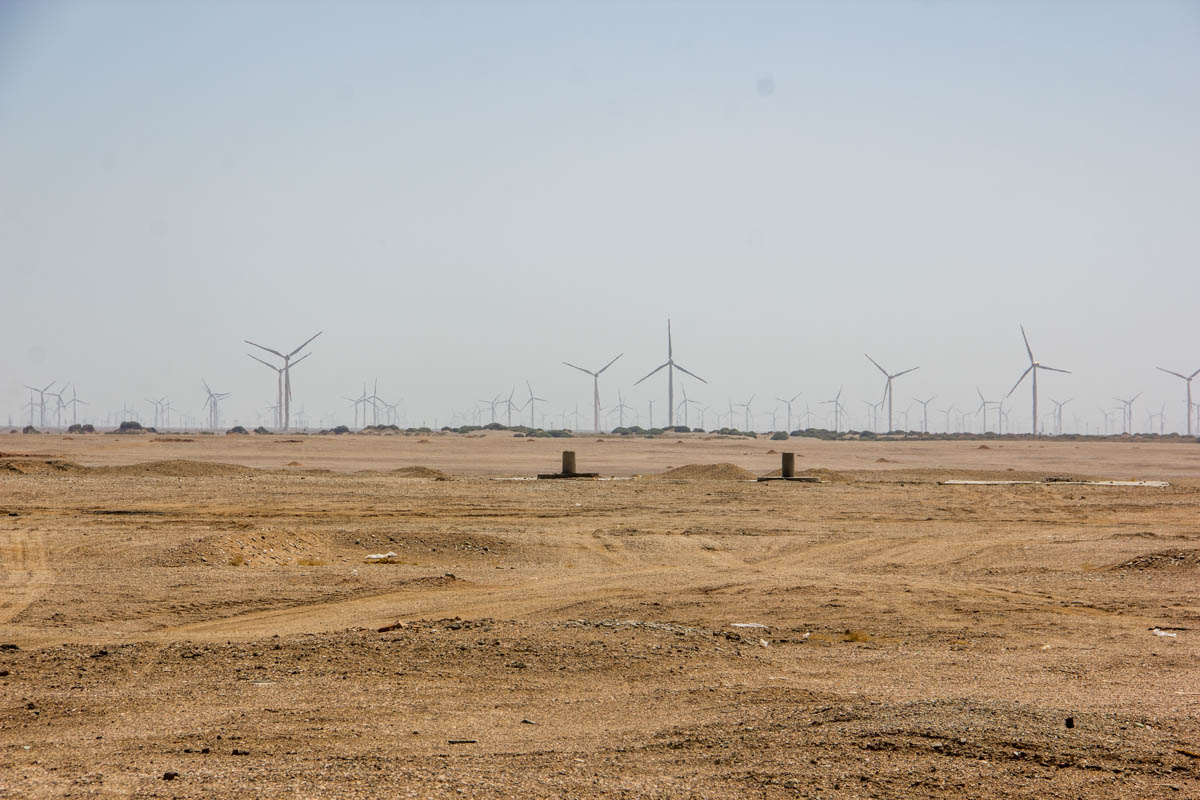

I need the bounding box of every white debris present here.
[731,623,768,629]
[759,639,770,648]
[1151,628,1177,638]
[364,551,398,561]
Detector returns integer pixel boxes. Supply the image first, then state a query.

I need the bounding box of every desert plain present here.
[0,431,1197,798]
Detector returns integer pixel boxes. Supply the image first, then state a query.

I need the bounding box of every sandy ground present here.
[0,431,1197,798]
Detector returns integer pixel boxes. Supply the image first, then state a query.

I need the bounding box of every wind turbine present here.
[634,319,706,429]
[64,386,88,427]
[1114,393,1141,434]
[563,353,622,433]
[677,384,703,429]
[608,391,634,429]
[498,386,520,427]
[46,385,67,430]
[914,395,936,433]
[248,353,310,429]
[342,385,369,429]
[1006,326,1069,436]
[864,355,918,433]
[201,380,230,431]
[23,382,55,429]
[734,394,755,432]
[244,331,322,431]
[821,386,845,432]
[1156,366,1200,436]
[522,381,547,429]
[1048,397,1073,435]
[975,388,1000,433]
[939,403,956,433]
[478,393,503,425]
[1147,403,1166,435]
[860,399,876,432]
[777,392,802,433]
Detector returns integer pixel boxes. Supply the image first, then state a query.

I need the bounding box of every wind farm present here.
[3,3,1198,797]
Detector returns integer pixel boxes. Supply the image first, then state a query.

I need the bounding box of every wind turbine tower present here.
[522,382,547,429]
[777,392,801,433]
[1006,326,1069,436]
[1157,366,1199,436]
[865,354,919,433]
[245,331,322,431]
[634,320,705,429]
[563,353,622,433]
[821,386,845,433]
[914,395,936,434]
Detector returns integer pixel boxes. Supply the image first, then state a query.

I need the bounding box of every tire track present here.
[0,528,51,625]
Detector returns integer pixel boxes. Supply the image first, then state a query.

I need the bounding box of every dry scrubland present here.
[0,432,1197,798]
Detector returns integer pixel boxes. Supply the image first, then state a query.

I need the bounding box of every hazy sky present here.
[2,1,1198,433]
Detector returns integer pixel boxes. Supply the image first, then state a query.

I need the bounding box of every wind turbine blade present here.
[202,379,212,394]
[667,319,672,359]
[1131,392,1142,402]
[634,362,670,385]
[1007,365,1033,397]
[563,362,594,376]
[893,366,919,379]
[1019,325,1034,363]
[864,354,888,376]
[245,340,285,359]
[1190,368,1200,380]
[596,353,623,375]
[1157,367,1187,380]
[288,331,323,358]
[290,352,312,368]
[1038,365,1069,374]
[673,363,707,384]
[247,354,278,371]
[791,392,802,402]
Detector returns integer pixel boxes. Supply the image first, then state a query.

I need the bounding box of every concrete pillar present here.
[781,452,795,478]
[562,451,577,475]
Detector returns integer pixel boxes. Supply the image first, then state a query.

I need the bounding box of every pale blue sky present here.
[2,1,1198,432]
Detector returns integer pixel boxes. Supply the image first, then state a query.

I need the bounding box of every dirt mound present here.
[0,458,85,475]
[657,463,756,480]
[875,457,897,463]
[390,466,451,480]
[977,444,991,450]
[1112,549,1200,571]
[96,460,255,478]
[151,437,194,443]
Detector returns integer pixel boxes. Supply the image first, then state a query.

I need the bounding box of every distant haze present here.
[2,2,1198,433]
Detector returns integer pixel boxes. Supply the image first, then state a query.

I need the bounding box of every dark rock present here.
[162,771,179,781]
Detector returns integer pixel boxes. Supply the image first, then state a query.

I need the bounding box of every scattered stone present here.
[1065,717,1075,729]
[521,719,537,725]
[232,748,250,756]
[162,771,179,781]
[0,643,19,651]
[448,739,477,745]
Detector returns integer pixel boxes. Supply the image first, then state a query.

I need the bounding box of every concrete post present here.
[781,452,795,478]
[562,451,577,475]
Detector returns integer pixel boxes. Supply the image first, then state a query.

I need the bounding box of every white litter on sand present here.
[1151,628,1178,638]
